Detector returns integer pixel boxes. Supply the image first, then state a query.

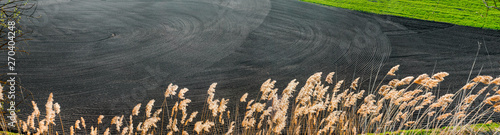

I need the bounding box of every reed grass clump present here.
[12,65,500,134]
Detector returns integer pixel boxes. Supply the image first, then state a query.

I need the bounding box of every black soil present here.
[3,0,499,128]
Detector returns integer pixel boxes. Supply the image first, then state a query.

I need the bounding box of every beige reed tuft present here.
[17,65,500,135]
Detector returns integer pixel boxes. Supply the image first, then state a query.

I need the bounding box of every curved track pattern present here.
[12,0,500,124]
[2,0,500,126]
[17,0,392,119]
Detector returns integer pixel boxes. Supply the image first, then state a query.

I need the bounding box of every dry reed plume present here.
[11,65,500,135]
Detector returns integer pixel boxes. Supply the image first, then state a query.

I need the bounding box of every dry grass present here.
[8,65,500,135]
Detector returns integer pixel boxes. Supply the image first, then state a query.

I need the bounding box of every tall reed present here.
[14,65,500,135]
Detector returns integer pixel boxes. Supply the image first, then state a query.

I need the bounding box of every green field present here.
[0,131,20,135]
[365,123,500,135]
[301,0,500,30]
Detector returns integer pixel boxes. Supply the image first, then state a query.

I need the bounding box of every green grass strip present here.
[301,0,500,30]
[364,122,500,135]
[0,131,21,135]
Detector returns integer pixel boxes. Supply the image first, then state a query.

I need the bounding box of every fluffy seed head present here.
[186,111,198,125]
[387,65,400,76]
[98,115,104,125]
[462,82,477,90]
[413,74,430,85]
[396,76,414,86]
[153,109,162,117]
[165,83,178,98]
[91,126,97,135]
[326,72,335,84]
[423,79,440,89]
[485,95,500,105]
[81,117,86,128]
[486,120,493,124]
[146,99,155,118]
[194,121,203,134]
[70,126,74,135]
[179,99,191,113]
[437,113,452,120]
[333,80,344,93]
[494,103,500,112]
[464,95,478,104]
[32,101,40,117]
[132,103,141,116]
[178,88,189,99]
[432,72,449,81]
[491,77,500,85]
[428,111,436,116]
[45,93,56,125]
[75,120,81,130]
[351,77,360,90]
[103,128,110,135]
[472,75,494,84]
[225,121,235,135]
[53,103,61,114]
[218,98,229,114]
[240,93,248,102]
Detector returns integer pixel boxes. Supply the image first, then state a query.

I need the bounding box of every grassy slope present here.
[301,0,500,30]
[365,123,500,135]
[0,131,20,135]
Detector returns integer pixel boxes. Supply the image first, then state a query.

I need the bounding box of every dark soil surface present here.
[3,0,499,128]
